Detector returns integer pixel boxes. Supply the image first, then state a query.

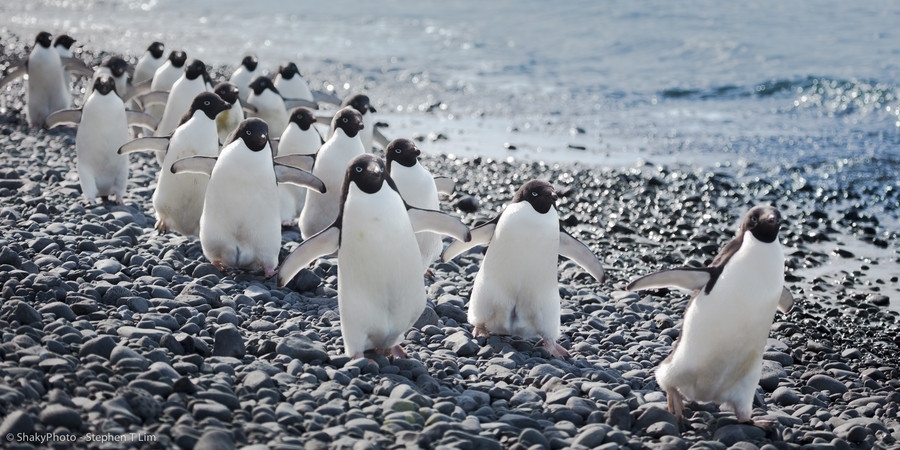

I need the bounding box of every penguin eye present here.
[531,191,539,197]
[394,148,402,154]
[204,100,210,106]
[750,215,759,225]
[342,117,349,124]
[245,130,252,136]
[355,166,363,173]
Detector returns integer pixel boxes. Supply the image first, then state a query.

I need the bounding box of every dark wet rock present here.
[806,374,849,394]
[79,335,117,359]
[713,424,766,446]
[194,429,235,450]
[213,324,246,358]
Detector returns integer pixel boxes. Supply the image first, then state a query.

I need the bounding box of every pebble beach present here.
[1,25,900,450]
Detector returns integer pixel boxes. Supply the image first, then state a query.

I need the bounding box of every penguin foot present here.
[262,265,278,278]
[424,268,435,281]
[473,324,490,338]
[666,387,686,430]
[387,345,408,359]
[154,219,169,234]
[541,340,570,359]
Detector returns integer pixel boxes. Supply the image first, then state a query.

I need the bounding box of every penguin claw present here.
[473,324,490,338]
[541,340,570,359]
[424,268,435,281]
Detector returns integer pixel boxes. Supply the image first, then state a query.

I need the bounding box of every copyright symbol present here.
[5,433,12,441]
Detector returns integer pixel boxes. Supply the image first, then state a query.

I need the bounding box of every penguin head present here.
[343,94,376,115]
[241,54,259,71]
[35,31,53,48]
[168,50,187,68]
[213,82,240,106]
[93,75,117,96]
[513,180,558,214]
[147,41,165,59]
[278,62,300,80]
[288,107,317,131]
[249,76,279,96]
[185,92,232,122]
[184,59,208,81]
[331,106,364,138]
[385,138,420,168]
[346,154,386,194]
[53,34,76,51]
[228,118,270,152]
[742,205,781,243]
[101,56,129,78]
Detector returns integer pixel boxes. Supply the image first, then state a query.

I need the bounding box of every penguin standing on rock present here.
[626,205,794,426]
[299,106,366,238]
[385,138,456,275]
[171,118,325,277]
[45,76,157,205]
[441,180,606,358]
[118,92,231,236]
[278,154,471,359]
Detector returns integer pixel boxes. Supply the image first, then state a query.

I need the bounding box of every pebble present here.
[212,324,246,358]
[276,334,328,363]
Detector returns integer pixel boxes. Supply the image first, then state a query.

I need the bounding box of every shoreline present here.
[1,35,899,449]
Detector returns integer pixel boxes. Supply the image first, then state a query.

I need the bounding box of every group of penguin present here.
[1,31,797,426]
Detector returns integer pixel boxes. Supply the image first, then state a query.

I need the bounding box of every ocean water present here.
[2,1,899,305]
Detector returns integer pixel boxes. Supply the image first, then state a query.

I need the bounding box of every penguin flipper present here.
[312,90,342,106]
[0,65,26,90]
[408,207,471,243]
[284,98,318,110]
[118,136,170,155]
[315,113,333,126]
[137,90,169,108]
[124,79,152,102]
[559,230,606,283]
[171,156,217,175]
[125,110,159,132]
[433,176,456,196]
[626,268,713,292]
[274,154,314,171]
[373,128,390,148]
[274,164,326,193]
[242,103,258,114]
[45,109,82,128]
[778,287,794,314]
[441,221,495,262]
[278,226,341,288]
[61,57,94,78]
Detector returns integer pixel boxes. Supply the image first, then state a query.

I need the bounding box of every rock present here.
[0,410,36,436]
[192,401,233,422]
[635,405,678,429]
[194,429,235,450]
[276,334,328,363]
[12,302,41,325]
[571,423,610,447]
[37,302,76,321]
[713,424,765,446]
[770,386,800,406]
[806,374,849,394]
[444,330,478,356]
[39,404,82,429]
[213,324,246,358]
[79,335,117,359]
[758,360,786,392]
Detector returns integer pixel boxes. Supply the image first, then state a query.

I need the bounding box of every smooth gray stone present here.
[38,404,82,429]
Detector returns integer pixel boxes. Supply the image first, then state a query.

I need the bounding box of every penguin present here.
[118,92,231,236]
[141,50,187,122]
[52,34,78,89]
[276,107,323,226]
[0,32,71,128]
[245,76,290,137]
[626,205,794,425]
[45,76,156,204]
[273,62,314,104]
[228,54,259,104]
[83,56,130,102]
[441,180,606,358]
[213,82,245,145]
[385,138,456,275]
[171,118,325,277]
[278,153,471,358]
[132,41,165,86]
[155,58,211,137]
[298,106,366,238]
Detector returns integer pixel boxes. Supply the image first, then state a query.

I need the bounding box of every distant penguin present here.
[279,153,471,358]
[385,138,456,275]
[626,205,794,425]
[45,76,155,204]
[84,56,130,102]
[442,180,606,358]
[273,62,314,103]
[228,54,259,104]
[0,32,71,128]
[276,107,323,226]
[155,58,210,137]
[299,106,365,238]
[342,94,378,151]
[118,92,230,236]
[144,50,187,122]
[133,41,165,85]
[171,118,325,277]
[53,34,77,88]
[213,82,244,145]
[246,76,290,137]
